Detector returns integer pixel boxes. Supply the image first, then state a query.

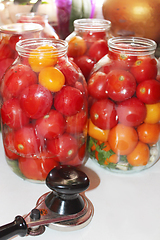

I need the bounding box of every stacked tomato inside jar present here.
[0,39,88,181]
[88,37,160,172]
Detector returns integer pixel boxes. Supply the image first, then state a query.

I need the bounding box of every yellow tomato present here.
[29,45,58,72]
[88,118,109,142]
[39,67,65,92]
[144,103,160,124]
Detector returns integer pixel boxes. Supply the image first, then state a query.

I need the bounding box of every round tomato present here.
[74,55,94,80]
[35,109,66,139]
[67,36,87,57]
[54,86,84,116]
[65,110,87,134]
[0,58,14,82]
[1,98,30,129]
[9,35,23,51]
[3,131,19,160]
[0,41,15,60]
[108,123,138,155]
[83,31,106,48]
[19,84,53,119]
[46,133,78,163]
[88,118,110,142]
[136,79,160,104]
[1,64,38,100]
[144,103,160,124]
[90,98,118,130]
[116,97,147,127]
[127,141,150,166]
[88,39,109,62]
[106,69,136,101]
[63,143,86,166]
[137,122,160,144]
[14,126,43,155]
[18,153,59,181]
[88,72,109,99]
[130,57,157,83]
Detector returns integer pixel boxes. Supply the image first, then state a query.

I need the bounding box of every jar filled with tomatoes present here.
[88,36,160,173]
[1,38,88,182]
[65,18,111,81]
[0,23,43,83]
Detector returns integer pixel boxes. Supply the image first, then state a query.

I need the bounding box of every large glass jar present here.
[88,37,160,173]
[65,18,111,81]
[1,38,88,182]
[16,13,59,39]
[0,23,43,82]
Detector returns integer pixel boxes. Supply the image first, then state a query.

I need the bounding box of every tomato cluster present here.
[88,49,160,171]
[66,31,109,80]
[1,41,87,181]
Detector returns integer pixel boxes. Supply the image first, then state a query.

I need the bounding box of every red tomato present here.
[74,55,95,80]
[1,64,38,100]
[0,42,15,60]
[35,109,66,139]
[18,153,59,181]
[65,110,87,134]
[116,97,147,127]
[88,72,108,99]
[9,35,23,51]
[83,31,106,48]
[88,39,109,62]
[106,69,136,101]
[0,58,14,82]
[46,133,78,163]
[3,131,19,160]
[1,98,30,129]
[64,143,86,166]
[136,79,160,104]
[54,86,84,116]
[90,98,118,130]
[19,84,53,119]
[130,57,157,83]
[14,125,43,155]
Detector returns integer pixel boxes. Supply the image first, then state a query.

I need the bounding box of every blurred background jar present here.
[87,36,160,173]
[0,22,43,84]
[1,38,88,182]
[16,12,59,39]
[65,18,111,81]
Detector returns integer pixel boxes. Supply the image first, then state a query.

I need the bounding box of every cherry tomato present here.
[144,103,160,124]
[9,35,23,51]
[54,86,84,116]
[35,109,66,139]
[14,125,43,155]
[88,118,110,142]
[137,122,160,144]
[0,41,15,60]
[39,66,65,92]
[116,97,147,127]
[108,123,138,155]
[64,143,86,166]
[1,98,30,129]
[74,55,94,80]
[18,153,59,181]
[88,72,109,99]
[46,133,78,163]
[1,64,38,100]
[90,99,118,130]
[136,79,160,104]
[106,69,136,101]
[67,36,87,57]
[83,31,106,48]
[19,84,53,119]
[130,57,157,83]
[65,110,87,134]
[0,58,14,82]
[88,39,109,62]
[3,131,19,160]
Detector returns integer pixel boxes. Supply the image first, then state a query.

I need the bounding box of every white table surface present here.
[0,133,160,240]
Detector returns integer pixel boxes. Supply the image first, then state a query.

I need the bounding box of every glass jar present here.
[1,38,88,182]
[65,18,111,81]
[0,23,43,81]
[88,36,160,173]
[16,13,59,39]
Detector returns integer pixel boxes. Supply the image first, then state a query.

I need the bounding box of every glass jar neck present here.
[74,19,111,33]
[108,37,157,56]
[16,38,68,58]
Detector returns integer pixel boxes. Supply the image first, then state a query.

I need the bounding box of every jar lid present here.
[0,23,43,34]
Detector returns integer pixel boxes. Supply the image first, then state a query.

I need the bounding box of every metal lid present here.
[0,23,43,34]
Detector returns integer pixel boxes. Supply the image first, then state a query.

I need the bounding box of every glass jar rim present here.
[74,18,111,31]
[16,38,68,57]
[15,12,48,21]
[0,23,43,34]
[108,37,157,56]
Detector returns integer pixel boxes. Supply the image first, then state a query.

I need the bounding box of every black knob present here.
[45,166,90,215]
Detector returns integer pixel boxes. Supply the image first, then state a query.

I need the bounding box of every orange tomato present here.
[127,141,150,166]
[39,67,65,92]
[67,36,87,57]
[29,45,58,72]
[88,118,110,142]
[144,103,160,124]
[137,122,160,144]
[108,123,138,155]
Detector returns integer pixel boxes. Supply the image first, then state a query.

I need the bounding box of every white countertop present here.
[0,133,160,240]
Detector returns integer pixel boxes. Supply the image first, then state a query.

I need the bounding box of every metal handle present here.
[0,216,28,240]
